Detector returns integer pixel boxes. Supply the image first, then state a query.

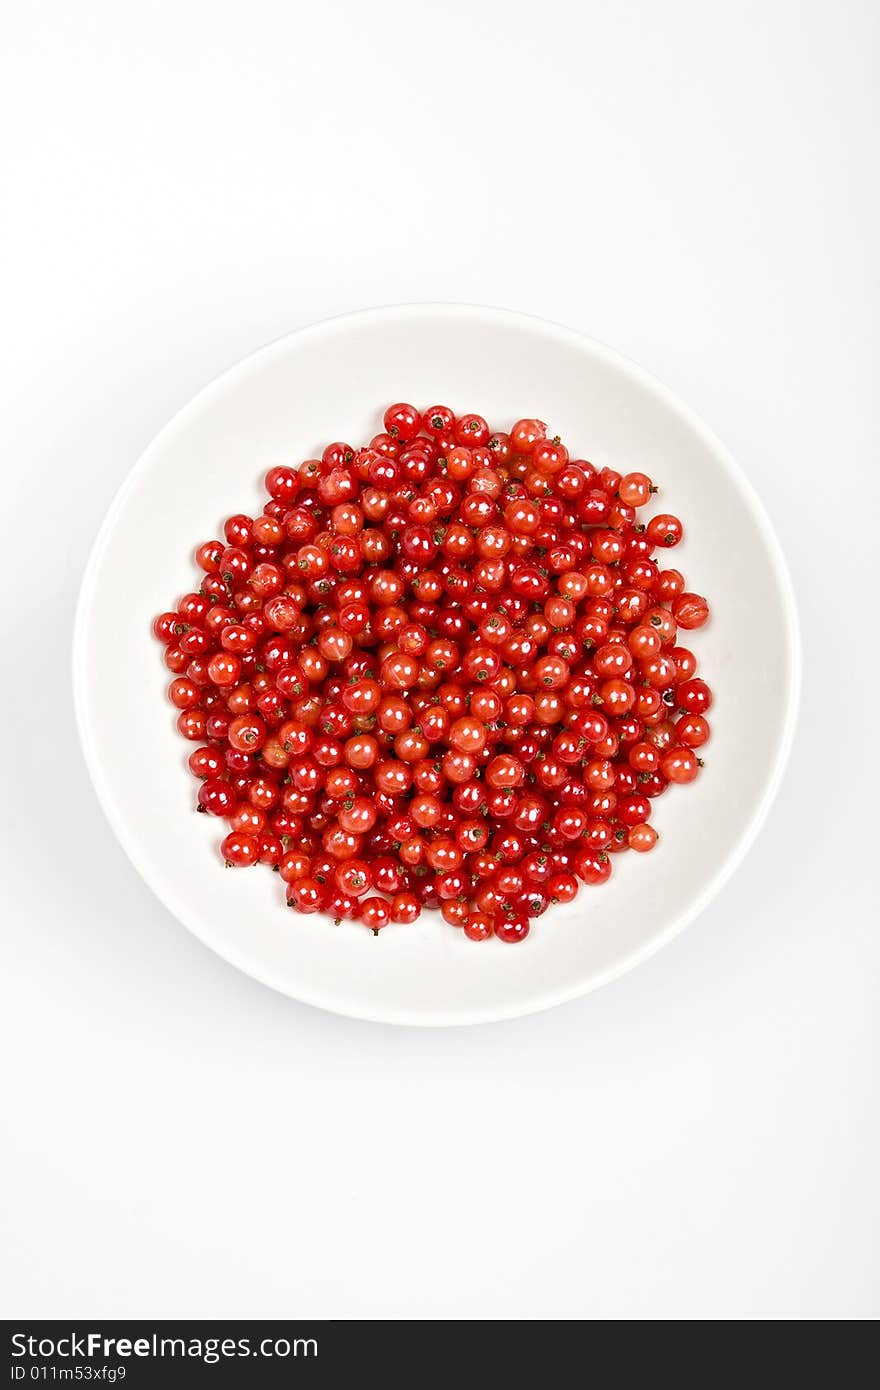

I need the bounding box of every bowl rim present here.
[72,303,802,1025]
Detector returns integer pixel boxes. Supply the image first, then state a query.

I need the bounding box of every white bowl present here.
[73,305,800,1025]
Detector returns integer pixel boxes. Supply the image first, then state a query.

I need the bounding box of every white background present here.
[1,0,877,1320]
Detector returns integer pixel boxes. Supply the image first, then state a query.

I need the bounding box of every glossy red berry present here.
[672,592,710,630]
[220,831,259,867]
[383,402,422,442]
[493,911,530,944]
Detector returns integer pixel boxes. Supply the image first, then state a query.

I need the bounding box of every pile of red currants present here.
[153,403,712,943]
